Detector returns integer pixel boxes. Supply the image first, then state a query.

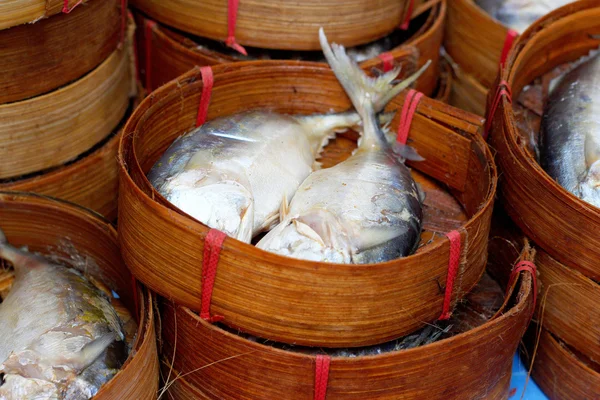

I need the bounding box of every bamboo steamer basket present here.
[134,0,445,96]
[0,0,124,104]
[445,52,488,116]
[118,61,496,347]
[0,40,131,180]
[526,329,600,399]
[130,0,431,51]
[0,0,94,31]
[0,191,159,399]
[155,236,535,400]
[487,0,600,280]
[434,57,453,104]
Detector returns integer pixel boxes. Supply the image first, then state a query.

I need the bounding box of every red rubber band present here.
[196,66,214,127]
[397,89,423,145]
[484,80,512,139]
[509,388,517,398]
[506,261,538,311]
[226,0,248,55]
[120,0,127,45]
[439,230,461,320]
[200,229,226,322]
[144,19,157,91]
[131,273,140,320]
[378,52,394,72]
[500,29,518,67]
[62,0,83,13]
[314,355,331,400]
[400,0,415,30]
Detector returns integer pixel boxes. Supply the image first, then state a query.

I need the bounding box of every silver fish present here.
[0,229,126,400]
[256,29,427,263]
[541,53,600,208]
[476,0,574,33]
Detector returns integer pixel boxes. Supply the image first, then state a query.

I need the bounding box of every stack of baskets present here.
[129,0,451,102]
[117,51,536,397]
[487,1,600,398]
[0,0,138,220]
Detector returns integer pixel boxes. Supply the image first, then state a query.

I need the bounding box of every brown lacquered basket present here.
[130,0,434,51]
[0,43,131,180]
[134,0,445,96]
[488,0,600,280]
[118,61,496,347]
[0,0,124,104]
[0,191,158,399]
[155,235,534,400]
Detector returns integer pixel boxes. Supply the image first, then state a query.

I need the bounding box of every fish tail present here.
[0,227,45,273]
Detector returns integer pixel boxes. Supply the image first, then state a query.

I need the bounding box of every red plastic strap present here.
[439,230,461,320]
[509,388,517,398]
[400,0,415,30]
[397,89,423,145]
[500,29,518,67]
[144,19,157,91]
[131,273,140,320]
[484,80,512,140]
[226,0,248,55]
[314,355,331,400]
[506,261,538,310]
[200,229,226,322]
[120,0,127,44]
[62,0,83,13]
[378,52,394,72]
[196,66,214,127]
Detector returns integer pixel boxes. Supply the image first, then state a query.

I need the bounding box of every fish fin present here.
[0,230,47,275]
[78,334,116,368]
[280,193,290,221]
[391,142,425,162]
[293,219,326,246]
[237,201,255,243]
[319,27,431,115]
[379,111,396,131]
[312,160,323,170]
[416,183,426,203]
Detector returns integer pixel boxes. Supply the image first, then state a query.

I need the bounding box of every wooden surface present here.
[0,0,122,104]
[131,0,430,51]
[488,1,600,279]
[0,44,131,180]
[118,61,494,347]
[0,191,158,399]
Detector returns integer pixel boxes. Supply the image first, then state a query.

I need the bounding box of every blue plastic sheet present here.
[509,353,548,399]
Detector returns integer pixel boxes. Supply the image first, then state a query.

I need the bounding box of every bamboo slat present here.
[0,0,92,31]
[0,43,131,180]
[433,57,453,104]
[130,0,431,51]
[155,243,534,400]
[488,0,600,279]
[445,52,488,116]
[135,0,445,96]
[118,61,495,347]
[0,0,123,104]
[0,191,158,399]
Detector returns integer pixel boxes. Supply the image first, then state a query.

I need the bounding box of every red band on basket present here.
[226,0,248,55]
[62,0,83,13]
[400,0,415,30]
[314,355,331,400]
[196,66,214,127]
[397,89,423,145]
[506,261,538,310]
[484,80,512,140]
[439,230,461,320]
[378,52,394,72]
[131,273,140,320]
[500,29,518,67]
[200,229,226,323]
[144,19,157,91]
[120,0,127,44]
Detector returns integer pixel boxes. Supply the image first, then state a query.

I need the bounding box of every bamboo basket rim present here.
[122,61,495,268]
[0,0,92,31]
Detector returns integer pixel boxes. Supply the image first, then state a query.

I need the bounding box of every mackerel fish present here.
[476,0,574,33]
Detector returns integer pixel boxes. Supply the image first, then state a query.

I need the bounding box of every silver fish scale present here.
[476,0,574,33]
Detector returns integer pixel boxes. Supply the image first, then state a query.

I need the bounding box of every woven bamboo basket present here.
[118,61,496,347]
[0,191,158,399]
[445,52,488,116]
[487,0,600,280]
[0,0,95,31]
[0,0,124,104]
[134,0,444,96]
[433,57,453,105]
[154,234,535,400]
[0,40,132,181]
[130,0,433,51]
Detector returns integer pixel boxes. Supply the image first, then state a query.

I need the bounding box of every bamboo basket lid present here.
[154,240,534,400]
[0,41,132,180]
[130,0,433,51]
[0,0,124,104]
[0,0,93,31]
[0,191,159,399]
[135,0,445,96]
[118,61,496,347]
[487,0,600,279]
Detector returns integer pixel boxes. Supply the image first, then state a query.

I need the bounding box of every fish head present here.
[579,161,600,208]
[257,210,353,263]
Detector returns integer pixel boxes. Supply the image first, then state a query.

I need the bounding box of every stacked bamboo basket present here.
[0,0,138,220]
[486,1,600,398]
[129,0,449,101]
